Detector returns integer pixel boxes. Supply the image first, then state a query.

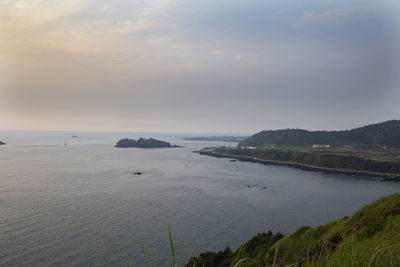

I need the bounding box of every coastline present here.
[195,149,400,181]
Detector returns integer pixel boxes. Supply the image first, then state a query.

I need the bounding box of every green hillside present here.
[239,120,400,148]
[186,193,400,267]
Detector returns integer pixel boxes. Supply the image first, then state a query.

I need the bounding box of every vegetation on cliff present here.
[239,120,400,148]
[209,147,400,176]
[186,193,400,266]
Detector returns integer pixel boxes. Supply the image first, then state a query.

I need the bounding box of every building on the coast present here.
[312,144,330,149]
[239,146,256,150]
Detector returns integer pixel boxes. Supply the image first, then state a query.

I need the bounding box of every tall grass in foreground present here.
[104,227,193,267]
[104,230,282,267]
[104,194,400,267]
[103,228,400,267]
[104,229,400,267]
[300,232,400,267]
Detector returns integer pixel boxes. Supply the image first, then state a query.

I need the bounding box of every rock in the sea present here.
[134,172,142,175]
[172,144,184,148]
[0,141,5,145]
[116,138,179,148]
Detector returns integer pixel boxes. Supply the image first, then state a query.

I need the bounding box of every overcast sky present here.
[1,0,400,134]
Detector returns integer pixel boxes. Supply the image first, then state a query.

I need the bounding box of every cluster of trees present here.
[239,120,400,148]
[185,231,284,267]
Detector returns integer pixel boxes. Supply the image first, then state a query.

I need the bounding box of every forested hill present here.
[239,120,400,148]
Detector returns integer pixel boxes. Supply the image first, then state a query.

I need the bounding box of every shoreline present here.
[195,150,400,181]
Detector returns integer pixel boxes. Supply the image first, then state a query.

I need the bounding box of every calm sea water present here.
[1,131,399,266]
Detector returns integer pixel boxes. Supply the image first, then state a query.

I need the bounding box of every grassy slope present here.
[186,193,400,267]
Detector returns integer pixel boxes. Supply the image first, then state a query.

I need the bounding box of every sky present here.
[1,0,400,134]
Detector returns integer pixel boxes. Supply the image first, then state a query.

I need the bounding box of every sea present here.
[1,131,399,266]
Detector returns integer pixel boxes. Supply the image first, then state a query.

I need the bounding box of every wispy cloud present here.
[1,0,88,25]
[295,8,361,29]
[0,0,399,132]
[0,0,179,54]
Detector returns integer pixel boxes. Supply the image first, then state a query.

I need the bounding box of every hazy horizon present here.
[1,0,400,134]
[1,118,399,136]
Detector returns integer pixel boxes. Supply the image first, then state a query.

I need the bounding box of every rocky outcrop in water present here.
[115,138,181,148]
[0,141,5,145]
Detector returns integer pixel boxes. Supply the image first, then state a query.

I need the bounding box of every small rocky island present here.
[115,138,181,148]
[0,141,5,145]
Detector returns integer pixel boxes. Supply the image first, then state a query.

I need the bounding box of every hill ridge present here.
[239,120,400,148]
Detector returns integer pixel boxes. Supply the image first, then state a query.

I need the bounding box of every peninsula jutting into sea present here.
[196,120,400,180]
[184,120,400,266]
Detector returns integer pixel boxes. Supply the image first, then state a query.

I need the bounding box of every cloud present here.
[0,0,399,132]
[1,0,89,25]
[295,8,360,29]
[0,0,180,55]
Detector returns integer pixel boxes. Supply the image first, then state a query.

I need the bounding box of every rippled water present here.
[1,131,399,266]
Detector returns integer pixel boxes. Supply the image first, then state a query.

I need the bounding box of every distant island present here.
[115,138,181,148]
[183,136,248,142]
[0,141,5,145]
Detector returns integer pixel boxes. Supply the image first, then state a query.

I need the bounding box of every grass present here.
[107,227,192,267]
[263,193,400,267]
[103,194,400,267]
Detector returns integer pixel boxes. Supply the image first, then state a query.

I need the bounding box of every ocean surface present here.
[1,131,400,266]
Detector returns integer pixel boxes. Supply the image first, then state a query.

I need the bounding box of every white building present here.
[312,144,330,149]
